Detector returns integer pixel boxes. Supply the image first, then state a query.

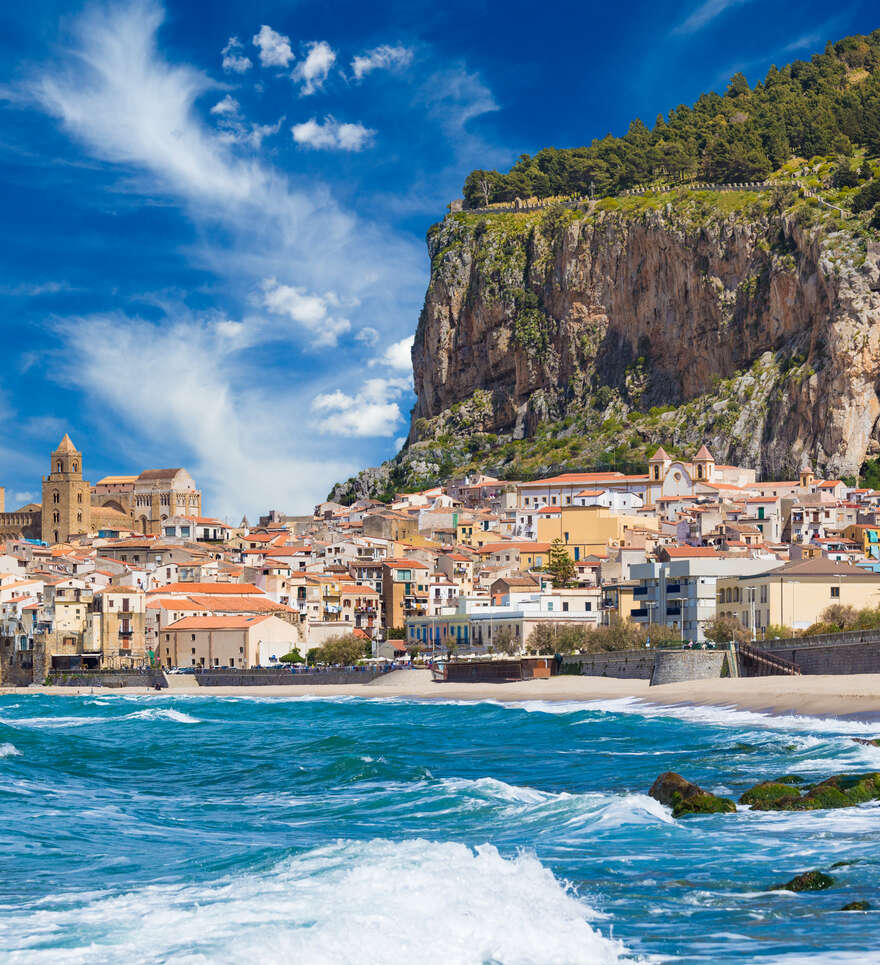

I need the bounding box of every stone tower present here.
[41,434,91,545]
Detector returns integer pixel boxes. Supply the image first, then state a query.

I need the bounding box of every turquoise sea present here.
[1,692,879,964]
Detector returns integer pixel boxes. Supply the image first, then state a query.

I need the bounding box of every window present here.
[230,658,235,667]
[585,602,592,611]
[191,633,196,641]
[77,493,82,504]
[72,462,78,472]
[52,511,60,523]
[56,461,62,472]
[76,513,82,523]
[831,586,840,598]
[53,491,60,504]
[191,647,196,654]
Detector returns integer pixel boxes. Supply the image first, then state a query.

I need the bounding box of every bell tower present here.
[41,434,92,545]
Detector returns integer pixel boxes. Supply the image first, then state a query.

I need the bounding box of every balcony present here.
[665,583,682,594]
[666,607,681,617]
[630,608,648,618]
[633,586,648,597]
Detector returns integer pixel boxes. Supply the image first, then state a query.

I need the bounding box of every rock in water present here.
[740,772,880,811]
[852,737,880,747]
[649,771,736,818]
[841,901,871,911]
[772,870,835,892]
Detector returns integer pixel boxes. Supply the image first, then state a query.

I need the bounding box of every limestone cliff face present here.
[410,199,880,478]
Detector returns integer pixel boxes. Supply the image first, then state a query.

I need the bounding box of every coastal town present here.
[3,432,880,684]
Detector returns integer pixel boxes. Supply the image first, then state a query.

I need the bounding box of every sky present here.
[0,0,876,518]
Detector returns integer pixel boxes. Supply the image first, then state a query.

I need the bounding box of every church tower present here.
[41,434,91,545]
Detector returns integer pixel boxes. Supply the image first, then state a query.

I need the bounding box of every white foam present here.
[0,742,21,758]
[3,839,630,964]
[123,708,201,724]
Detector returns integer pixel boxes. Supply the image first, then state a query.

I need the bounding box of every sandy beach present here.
[6,670,880,721]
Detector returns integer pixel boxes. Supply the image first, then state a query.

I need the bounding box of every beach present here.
[9,669,880,720]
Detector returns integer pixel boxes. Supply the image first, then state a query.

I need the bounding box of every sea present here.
[1,692,879,964]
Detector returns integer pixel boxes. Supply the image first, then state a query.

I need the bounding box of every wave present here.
[0,742,21,758]
[123,708,201,724]
[434,775,675,829]
[3,839,630,964]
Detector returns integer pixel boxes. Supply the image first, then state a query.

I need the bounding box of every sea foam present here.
[0,741,21,758]
[5,839,630,964]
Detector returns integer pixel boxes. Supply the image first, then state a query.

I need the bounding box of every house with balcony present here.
[628,555,784,642]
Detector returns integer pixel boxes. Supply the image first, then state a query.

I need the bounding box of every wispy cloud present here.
[351,45,413,81]
[252,25,294,68]
[221,36,252,74]
[292,41,336,95]
[672,0,754,36]
[291,116,375,151]
[370,334,414,371]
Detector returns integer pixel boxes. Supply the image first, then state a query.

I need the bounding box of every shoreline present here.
[4,671,880,722]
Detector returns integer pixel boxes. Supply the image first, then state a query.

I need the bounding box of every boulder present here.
[741,772,880,811]
[649,771,736,818]
[841,901,871,911]
[852,737,880,747]
[772,870,835,892]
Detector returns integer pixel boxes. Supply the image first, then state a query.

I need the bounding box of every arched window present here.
[76,512,82,523]
[56,461,63,473]
[77,493,83,504]
[72,461,78,473]
[52,511,60,523]
[53,530,59,543]
[53,491,60,504]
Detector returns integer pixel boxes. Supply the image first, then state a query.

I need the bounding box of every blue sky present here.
[0,0,876,517]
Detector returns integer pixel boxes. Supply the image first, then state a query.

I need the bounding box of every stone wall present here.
[46,670,167,688]
[650,650,727,686]
[193,667,391,686]
[565,650,655,680]
[760,632,880,675]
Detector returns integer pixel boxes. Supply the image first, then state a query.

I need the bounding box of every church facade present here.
[0,434,203,544]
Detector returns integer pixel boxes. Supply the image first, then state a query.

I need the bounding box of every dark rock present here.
[649,771,736,818]
[774,774,806,784]
[852,737,880,747]
[740,781,802,809]
[772,870,835,892]
[841,900,871,911]
[741,772,880,811]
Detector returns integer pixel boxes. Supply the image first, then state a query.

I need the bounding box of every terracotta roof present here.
[137,469,184,481]
[777,558,880,577]
[165,615,272,630]
[650,447,670,461]
[146,582,262,595]
[518,472,626,487]
[663,546,721,558]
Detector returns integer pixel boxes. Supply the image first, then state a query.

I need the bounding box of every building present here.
[93,468,202,536]
[628,555,784,642]
[160,613,304,668]
[87,588,147,668]
[382,559,429,629]
[536,505,660,560]
[716,558,880,635]
[42,435,91,544]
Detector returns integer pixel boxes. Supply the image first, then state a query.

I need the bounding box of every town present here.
[2,432,880,684]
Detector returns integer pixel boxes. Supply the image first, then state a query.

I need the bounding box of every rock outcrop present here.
[331,187,880,502]
[648,771,736,817]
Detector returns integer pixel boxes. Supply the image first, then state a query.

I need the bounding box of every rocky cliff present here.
[331,183,880,502]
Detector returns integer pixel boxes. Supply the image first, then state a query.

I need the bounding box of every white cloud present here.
[423,64,499,137]
[210,94,239,116]
[355,326,379,347]
[292,41,336,95]
[221,36,252,74]
[50,310,356,516]
[292,116,375,151]
[672,0,754,35]
[351,45,413,81]
[260,277,350,347]
[252,24,294,68]
[373,334,414,371]
[311,377,410,437]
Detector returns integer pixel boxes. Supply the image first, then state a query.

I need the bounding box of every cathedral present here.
[0,434,202,544]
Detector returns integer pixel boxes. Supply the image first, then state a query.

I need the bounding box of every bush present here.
[279,649,304,664]
[315,635,367,666]
[704,615,750,644]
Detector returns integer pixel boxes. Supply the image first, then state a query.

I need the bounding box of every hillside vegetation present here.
[463,32,880,207]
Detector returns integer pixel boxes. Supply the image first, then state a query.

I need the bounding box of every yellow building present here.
[716,558,880,635]
[536,505,660,561]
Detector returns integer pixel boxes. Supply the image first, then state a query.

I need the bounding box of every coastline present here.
[5,670,880,722]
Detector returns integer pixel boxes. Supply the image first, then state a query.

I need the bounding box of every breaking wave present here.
[4,839,630,964]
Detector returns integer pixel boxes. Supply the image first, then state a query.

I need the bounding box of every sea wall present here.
[650,650,727,686]
[564,650,655,679]
[46,670,168,688]
[760,632,880,675]
[192,668,391,686]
